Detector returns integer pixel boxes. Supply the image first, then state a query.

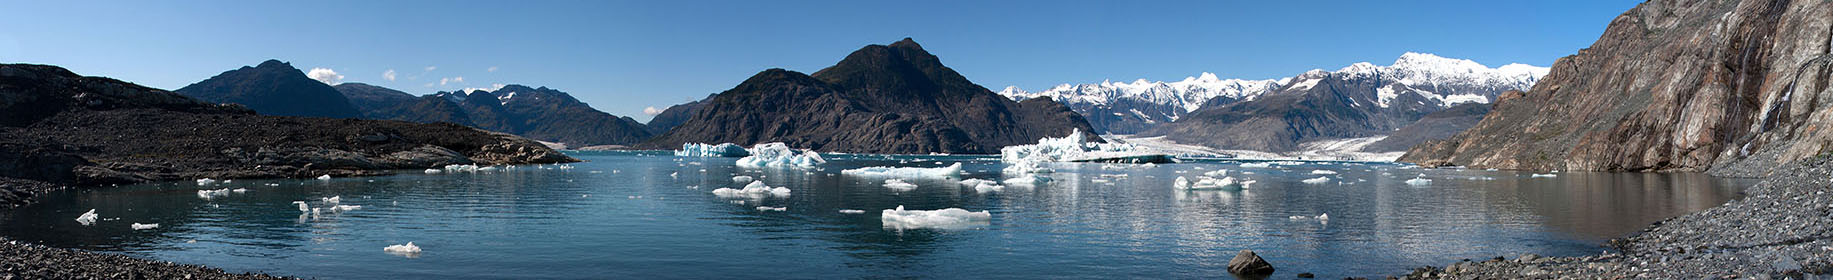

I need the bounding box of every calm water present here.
[0,151,1751,279]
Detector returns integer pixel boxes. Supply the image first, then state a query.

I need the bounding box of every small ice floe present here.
[1404,175,1432,186]
[333,205,362,212]
[711,181,792,197]
[732,175,755,183]
[315,174,332,180]
[130,223,159,230]
[196,188,231,199]
[231,188,248,193]
[1288,213,1329,221]
[957,178,996,187]
[882,179,918,191]
[676,143,752,157]
[670,172,678,178]
[384,242,422,257]
[841,163,963,178]
[1531,173,1558,178]
[881,205,992,230]
[756,206,787,212]
[1175,176,1249,191]
[838,209,867,214]
[1301,177,1332,184]
[75,209,98,226]
[292,201,309,212]
[264,183,280,186]
[1204,169,1230,177]
[195,178,218,186]
[424,169,442,174]
[1311,170,1338,175]
[321,196,341,205]
[478,166,499,172]
[443,164,480,173]
[1002,174,1051,186]
[557,164,576,170]
[1485,168,1500,171]
[736,143,826,168]
[1239,162,1272,168]
[973,182,1005,193]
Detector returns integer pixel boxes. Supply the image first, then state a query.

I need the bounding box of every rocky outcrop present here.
[645,94,713,134]
[1363,102,1492,152]
[0,63,576,206]
[175,60,364,118]
[1400,0,1833,176]
[1227,250,1276,275]
[639,38,1098,154]
[365,85,654,147]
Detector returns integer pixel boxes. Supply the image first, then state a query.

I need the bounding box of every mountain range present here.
[638,38,1098,154]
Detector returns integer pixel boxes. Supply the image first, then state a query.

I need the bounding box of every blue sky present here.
[0,0,1637,121]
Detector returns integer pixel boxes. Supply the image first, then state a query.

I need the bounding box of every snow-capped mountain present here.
[1000,52,1548,134]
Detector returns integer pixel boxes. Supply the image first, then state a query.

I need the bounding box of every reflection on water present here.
[0,152,1749,279]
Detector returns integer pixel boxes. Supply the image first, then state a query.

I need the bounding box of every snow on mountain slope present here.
[999,53,1548,135]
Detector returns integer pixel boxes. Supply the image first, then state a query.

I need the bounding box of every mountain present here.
[364,85,654,147]
[998,74,1281,134]
[1401,0,1833,176]
[333,82,417,116]
[175,59,364,118]
[1003,53,1546,136]
[645,94,713,134]
[0,63,573,205]
[639,38,1099,154]
[1361,102,1491,152]
[1145,53,1548,152]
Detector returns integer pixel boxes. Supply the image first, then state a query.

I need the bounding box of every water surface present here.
[0,151,1751,278]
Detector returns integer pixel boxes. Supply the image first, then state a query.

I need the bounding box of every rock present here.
[1297,272,1315,278]
[1227,250,1276,275]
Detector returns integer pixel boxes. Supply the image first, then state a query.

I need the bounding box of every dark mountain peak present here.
[175,60,362,118]
[496,84,539,93]
[253,59,293,71]
[889,37,922,50]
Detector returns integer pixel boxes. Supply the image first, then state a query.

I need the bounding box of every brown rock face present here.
[1227,250,1276,275]
[1400,0,1833,176]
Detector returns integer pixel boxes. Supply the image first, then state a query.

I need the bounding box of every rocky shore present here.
[1399,155,1833,279]
[0,64,579,278]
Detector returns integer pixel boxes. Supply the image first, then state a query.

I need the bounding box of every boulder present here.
[1227,250,1276,275]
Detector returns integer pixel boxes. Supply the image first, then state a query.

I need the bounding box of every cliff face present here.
[1401,0,1832,176]
[639,38,1098,154]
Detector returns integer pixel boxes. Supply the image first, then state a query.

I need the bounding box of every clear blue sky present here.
[0,0,1638,122]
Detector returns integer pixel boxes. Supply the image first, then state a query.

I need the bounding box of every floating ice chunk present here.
[195,178,218,186]
[880,205,992,230]
[711,181,791,197]
[1405,175,1432,186]
[443,164,480,173]
[1001,160,1054,174]
[1530,173,1558,178]
[882,179,918,191]
[973,182,1004,193]
[958,178,996,186]
[676,143,752,157]
[231,188,247,193]
[384,242,422,256]
[842,163,963,178]
[1002,174,1051,186]
[1176,176,1242,190]
[1301,177,1332,184]
[1203,169,1230,177]
[999,128,1164,163]
[424,169,442,174]
[321,196,341,205]
[75,209,98,226]
[1173,176,1189,189]
[334,205,361,212]
[670,172,678,178]
[131,223,159,230]
[556,164,576,170]
[1289,213,1329,221]
[315,175,332,180]
[756,206,786,212]
[478,166,499,172]
[1485,168,1500,171]
[1311,170,1338,175]
[292,201,309,212]
[838,209,866,214]
[736,143,825,168]
[732,175,755,183]
[1240,162,1272,168]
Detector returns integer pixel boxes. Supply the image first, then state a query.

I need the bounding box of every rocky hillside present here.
[363,85,654,147]
[640,38,1098,154]
[333,82,418,117]
[175,60,364,118]
[1001,53,1545,135]
[0,63,576,207]
[1362,102,1491,153]
[1401,0,1832,176]
[1148,54,1545,152]
[645,94,713,134]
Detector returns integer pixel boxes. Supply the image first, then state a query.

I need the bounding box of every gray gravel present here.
[0,237,292,280]
[1400,156,1833,279]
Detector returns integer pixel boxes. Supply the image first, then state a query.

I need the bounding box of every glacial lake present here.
[0,151,1752,279]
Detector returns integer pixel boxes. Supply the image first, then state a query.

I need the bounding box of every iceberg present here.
[1002,174,1051,186]
[195,178,218,186]
[443,164,481,173]
[842,163,962,178]
[131,223,159,230]
[676,143,752,157]
[999,129,1171,164]
[384,242,422,257]
[973,182,1004,193]
[755,206,786,212]
[1301,177,1331,184]
[732,175,755,183]
[1404,175,1432,186]
[838,209,867,214]
[315,174,332,180]
[292,201,309,212]
[424,169,442,174]
[75,209,98,226]
[711,181,791,197]
[1531,173,1558,178]
[957,178,996,187]
[321,196,341,205]
[1175,176,1248,191]
[231,188,248,193]
[736,143,825,168]
[334,205,362,212]
[1001,160,1055,174]
[1311,170,1338,175]
[196,188,231,199]
[880,205,992,230]
[882,179,918,191]
[1239,162,1272,168]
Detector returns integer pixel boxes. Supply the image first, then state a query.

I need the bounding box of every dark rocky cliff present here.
[639,38,1098,154]
[1401,0,1832,176]
[175,60,364,118]
[645,94,712,134]
[356,85,654,147]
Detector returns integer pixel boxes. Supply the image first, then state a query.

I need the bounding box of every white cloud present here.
[439,76,465,86]
[424,66,437,71]
[643,106,665,115]
[487,66,498,72]
[383,69,397,81]
[422,82,434,87]
[306,68,343,85]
